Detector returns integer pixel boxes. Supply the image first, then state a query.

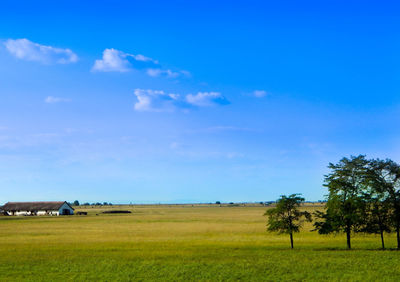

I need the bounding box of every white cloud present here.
[4,38,78,64]
[45,96,70,104]
[133,89,179,112]
[133,54,157,63]
[133,89,229,112]
[146,68,179,78]
[146,68,190,78]
[253,90,268,98]
[93,48,187,78]
[186,92,229,107]
[92,48,154,72]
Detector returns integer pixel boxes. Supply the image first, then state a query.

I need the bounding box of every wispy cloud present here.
[45,96,71,104]
[133,89,180,112]
[146,68,190,78]
[0,133,62,150]
[205,126,254,132]
[253,90,268,98]
[133,89,229,112]
[185,126,257,134]
[146,68,179,78]
[4,38,78,64]
[92,48,189,78]
[92,48,158,72]
[185,92,229,107]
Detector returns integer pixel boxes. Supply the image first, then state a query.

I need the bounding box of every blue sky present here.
[0,0,399,203]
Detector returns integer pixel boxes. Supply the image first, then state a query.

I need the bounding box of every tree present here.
[367,159,400,249]
[361,194,391,249]
[361,159,393,249]
[265,194,311,249]
[73,200,80,206]
[314,155,369,249]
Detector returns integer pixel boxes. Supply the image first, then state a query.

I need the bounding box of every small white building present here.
[1,201,74,216]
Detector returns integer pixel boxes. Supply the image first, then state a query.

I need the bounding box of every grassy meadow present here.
[0,204,400,281]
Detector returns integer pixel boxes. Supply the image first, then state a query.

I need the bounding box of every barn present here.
[1,201,74,216]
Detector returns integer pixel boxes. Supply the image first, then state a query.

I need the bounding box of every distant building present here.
[1,201,74,216]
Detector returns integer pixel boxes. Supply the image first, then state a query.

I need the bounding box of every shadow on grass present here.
[311,247,400,251]
[248,245,400,252]
[364,247,400,251]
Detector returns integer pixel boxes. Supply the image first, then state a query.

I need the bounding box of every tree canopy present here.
[314,156,400,249]
[314,155,369,249]
[265,194,311,249]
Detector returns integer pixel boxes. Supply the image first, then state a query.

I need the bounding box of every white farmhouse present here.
[1,201,74,216]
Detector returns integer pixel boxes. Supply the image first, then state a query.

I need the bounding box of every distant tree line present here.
[266,155,400,250]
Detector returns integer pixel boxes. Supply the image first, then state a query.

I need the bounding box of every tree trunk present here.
[346,226,351,249]
[378,215,385,250]
[380,229,385,250]
[393,200,400,250]
[290,232,294,249]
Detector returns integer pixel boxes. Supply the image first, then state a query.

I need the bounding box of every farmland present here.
[0,204,400,281]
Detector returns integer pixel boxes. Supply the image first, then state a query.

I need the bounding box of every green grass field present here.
[1,204,399,281]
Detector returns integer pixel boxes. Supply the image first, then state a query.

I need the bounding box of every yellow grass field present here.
[0,204,399,281]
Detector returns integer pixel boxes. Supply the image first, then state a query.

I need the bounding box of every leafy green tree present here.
[73,200,80,206]
[361,195,391,249]
[314,155,368,249]
[367,159,400,249]
[265,194,311,249]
